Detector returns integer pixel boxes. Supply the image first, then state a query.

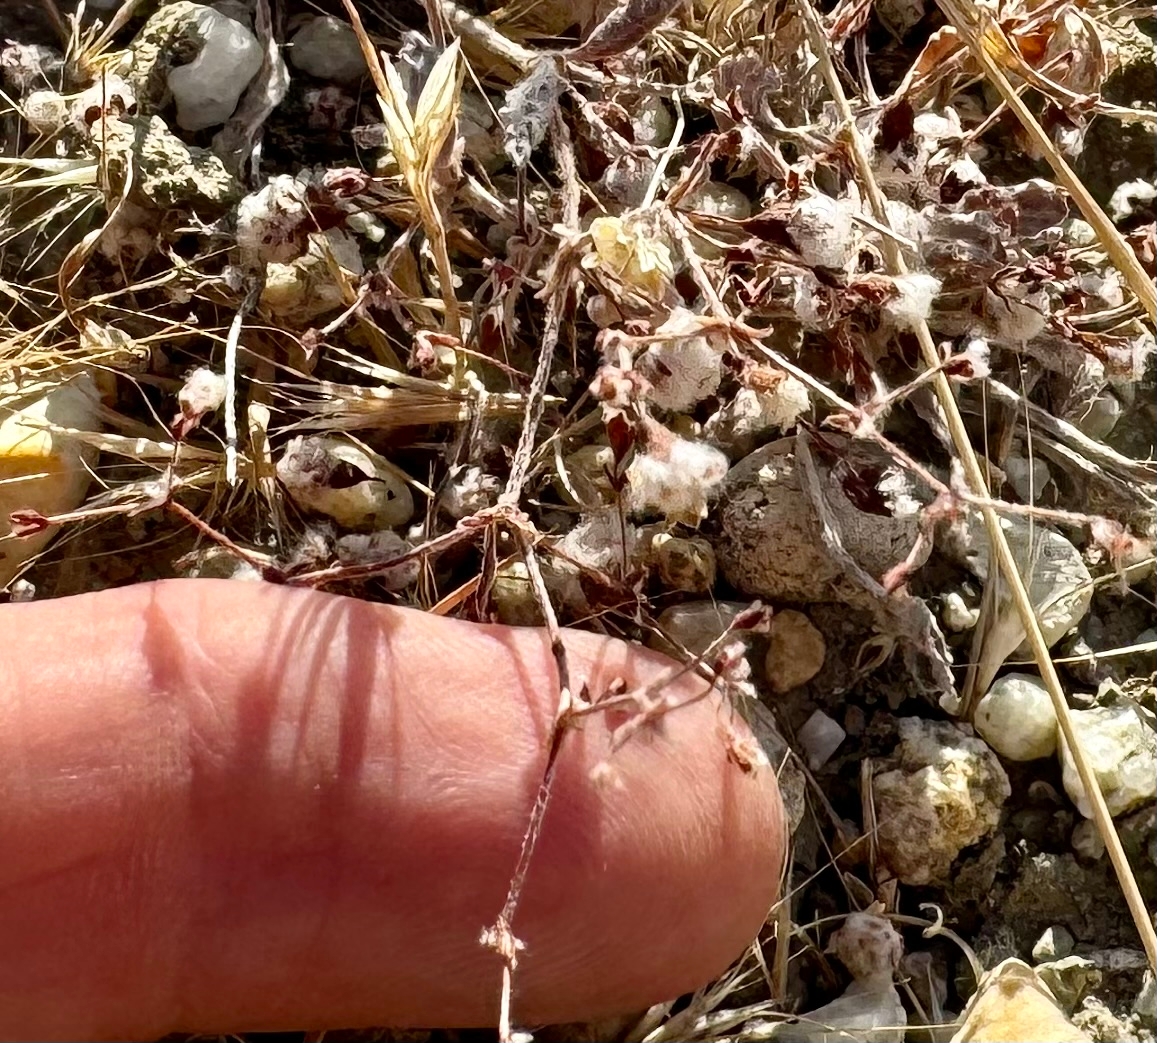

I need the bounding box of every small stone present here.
[1135,970,1156,1027]
[631,93,674,149]
[1004,452,1051,504]
[974,673,1058,761]
[764,609,826,694]
[490,560,544,627]
[678,181,752,260]
[276,434,413,530]
[1070,390,1121,441]
[1071,818,1106,861]
[873,718,1011,885]
[650,600,750,658]
[1037,957,1101,1013]
[717,439,928,604]
[951,958,1093,1043]
[128,115,242,208]
[1033,926,1076,964]
[652,534,716,593]
[797,709,845,771]
[167,5,264,131]
[289,15,367,85]
[1060,705,1157,818]
[942,591,980,632]
[0,373,101,588]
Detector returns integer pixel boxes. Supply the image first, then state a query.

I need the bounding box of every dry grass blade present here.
[934,0,1156,324]
[341,0,464,341]
[794,0,1157,975]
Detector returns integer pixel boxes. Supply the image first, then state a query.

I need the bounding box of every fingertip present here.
[0,580,787,1038]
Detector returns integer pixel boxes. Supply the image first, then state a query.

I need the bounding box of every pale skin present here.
[0,578,786,1041]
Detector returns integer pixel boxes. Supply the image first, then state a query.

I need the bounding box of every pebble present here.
[0,373,101,588]
[489,560,543,628]
[650,600,750,658]
[942,591,980,632]
[168,6,263,131]
[974,673,1057,761]
[677,180,752,260]
[1071,389,1121,441]
[276,435,413,530]
[289,15,367,85]
[1070,818,1106,861]
[950,958,1092,1042]
[873,718,1010,885]
[716,441,926,604]
[652,534,717,593]
[1033,925,1076,964]
[1003,451,1051,503]
[764,609,826,694]
[1059,705,1157,818]
[797,709,845,770]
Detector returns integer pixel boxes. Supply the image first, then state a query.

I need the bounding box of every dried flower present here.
[583,214,674,300]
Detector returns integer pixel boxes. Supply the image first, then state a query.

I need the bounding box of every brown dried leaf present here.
[566,0,683,61]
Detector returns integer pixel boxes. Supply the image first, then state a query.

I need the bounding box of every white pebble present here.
[168,6,263,130]
[975,673,1058,761]
[941,591,979,632]
[1060,705,1157,818]
[277,435,413,530]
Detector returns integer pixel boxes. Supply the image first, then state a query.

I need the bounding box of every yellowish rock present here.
[0,373,100,588]
[765,608,826,693]
[950,959,1092,1043]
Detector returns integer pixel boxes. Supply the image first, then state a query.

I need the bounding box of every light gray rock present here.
[975,673,1058,762]
[1060,705,1157,819]
[289,15,367,85]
